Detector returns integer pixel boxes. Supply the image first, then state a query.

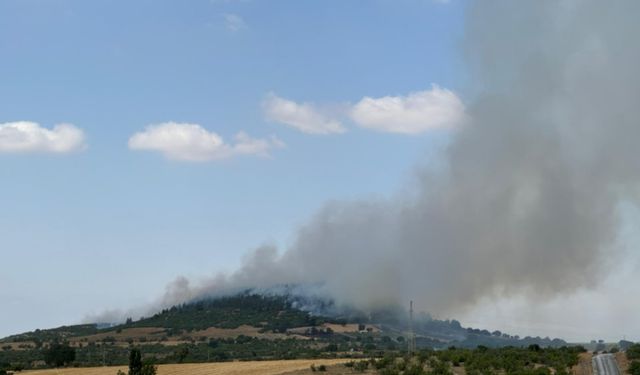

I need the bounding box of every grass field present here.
[20,359,350,375]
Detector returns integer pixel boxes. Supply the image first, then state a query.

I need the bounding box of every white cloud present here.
[350,84,466,134]
[128,122,283,162]
[224,13,247,32]
[0,121,86,154]
[262,93,346,135]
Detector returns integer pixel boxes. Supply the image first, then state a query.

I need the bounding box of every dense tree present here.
[127,294,324,333]
[175,346,189,363]
[127,348,156,375]
[128,349,143,375]
[44,342,75,367]
[628,344,640,360]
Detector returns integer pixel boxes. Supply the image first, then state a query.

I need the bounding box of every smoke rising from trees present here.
[94,1,640,322]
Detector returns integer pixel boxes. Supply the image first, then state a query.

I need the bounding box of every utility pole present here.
[408,300,416,355]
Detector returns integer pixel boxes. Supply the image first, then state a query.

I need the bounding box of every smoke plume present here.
[151,1,640,319]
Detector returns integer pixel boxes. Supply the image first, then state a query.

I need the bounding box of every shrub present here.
[404,364,427,375]
[127,348,157,375]
[628,344,640,360]
[354,360,369,372]
[44,343,76,367]
[380,368,400,375]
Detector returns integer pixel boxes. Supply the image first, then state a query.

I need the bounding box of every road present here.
[593,353,621,375]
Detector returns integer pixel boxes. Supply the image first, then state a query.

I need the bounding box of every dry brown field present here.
[288,323,380,335]
[615,351,629,374]
[20,358,351,375]
[47,325,309,348]
[571,352,593,375]
[192,325,307,341]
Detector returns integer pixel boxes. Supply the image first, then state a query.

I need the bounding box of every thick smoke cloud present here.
[151,1,640,319]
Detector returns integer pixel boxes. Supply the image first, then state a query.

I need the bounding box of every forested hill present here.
[2,292,566,350]
[0,292,580,371]
[127,293,335,333]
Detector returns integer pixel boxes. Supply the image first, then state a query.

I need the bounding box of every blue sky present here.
[3,1,640,344]
[0,0,467,337]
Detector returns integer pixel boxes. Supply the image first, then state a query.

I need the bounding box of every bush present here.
[374,354,397,369]
[44,343,76,367]
[354,360,369,372]
[140,361,158,375]
[127,348,157,375]
[404,364,427,375]
[628,344,640,360]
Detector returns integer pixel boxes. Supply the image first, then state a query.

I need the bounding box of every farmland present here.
[15,346,591,375]
[0,293,582,373]
[20,359,350,375]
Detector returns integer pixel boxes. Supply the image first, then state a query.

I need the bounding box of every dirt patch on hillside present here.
[77,327,165,342]
[322,324,380,334]
[615,351,629,374]
[289,324,380,335]
[282,363,376,374]
[193,325,307,340]
[0,341,37,351]
[59,325,308,347]
[571,352,593,375]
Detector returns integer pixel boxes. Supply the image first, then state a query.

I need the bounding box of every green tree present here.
[628,361,640,375]
[405,363,427,375]
[128,348,143,375]
[628,344,640,360]
[354,360,369,372]
[127,348,157,375]
[175,346,189,363]
[44,342,76,367]
[140,361,158,375]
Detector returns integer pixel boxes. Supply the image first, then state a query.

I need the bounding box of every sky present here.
[0,0,466,338]
[1,0,639,343]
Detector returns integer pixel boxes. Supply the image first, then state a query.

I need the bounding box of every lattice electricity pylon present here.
[408,300,416,354]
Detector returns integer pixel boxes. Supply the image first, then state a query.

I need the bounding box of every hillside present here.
[0,292,569,372]
[128,293,331,332]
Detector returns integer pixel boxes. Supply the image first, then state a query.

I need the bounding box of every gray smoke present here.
[150,1,640,319]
